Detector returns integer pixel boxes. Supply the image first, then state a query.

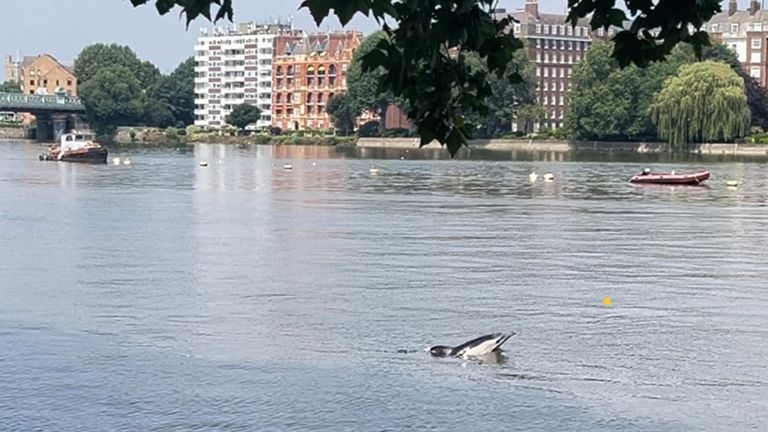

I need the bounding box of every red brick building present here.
[271,31,362,131]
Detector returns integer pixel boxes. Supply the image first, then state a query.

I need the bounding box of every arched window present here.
[307,92,313,104]
[277,65,283,75]
[276,94,282,103]
[317,65,326,76]
[317,93,324,103]
[307,66,316,76]
[287,93,293,103]
[287,65,294,76]
[329,65,337,76]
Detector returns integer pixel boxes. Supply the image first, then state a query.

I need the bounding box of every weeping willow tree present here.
[652,61,750,150]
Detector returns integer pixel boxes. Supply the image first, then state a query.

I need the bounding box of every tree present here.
[515,104,546,135]
[145,57,195,128]
[78,66,144,135]
[0,81,21,93]
[325,93,358,135]
[566,41,684,141]
[346,31,392,135]
[670,42,768,129]
[226,103,261,131]
[652,61,750,150]
[75,44,159,88]
[463,48,538,138]
[130,0,723,156]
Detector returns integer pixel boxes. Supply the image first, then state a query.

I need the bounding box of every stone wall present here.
[0,126,31,140]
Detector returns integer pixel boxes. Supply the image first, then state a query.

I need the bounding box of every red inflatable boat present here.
[629,169,710,185]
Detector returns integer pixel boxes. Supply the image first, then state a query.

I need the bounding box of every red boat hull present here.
[629,170,710,185]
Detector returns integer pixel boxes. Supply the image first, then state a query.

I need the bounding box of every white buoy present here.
[283,164,293,170]
[122,158,131,165]
[543,173,555,182]
[112,157,121,165]
[529,171,538,183]
[311,162,316,167]
[199,161,208,167]
[369,166,379,175]
[726,180,739,187]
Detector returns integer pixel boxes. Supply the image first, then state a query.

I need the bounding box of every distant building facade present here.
[15,54,77,96]
[193,21,299,130]
[706,0,768,87]
[495,0,615,131]
[271,31,362,131]
[4,55,22,86]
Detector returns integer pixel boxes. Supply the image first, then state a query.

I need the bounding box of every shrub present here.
[358,121,380,137]
[165,126,179,141]
[269,126,282,136]
[383,127,410,138]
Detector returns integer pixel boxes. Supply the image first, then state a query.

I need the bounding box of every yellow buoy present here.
[602,296,612,306]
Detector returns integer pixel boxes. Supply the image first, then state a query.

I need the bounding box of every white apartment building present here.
[194,22,296,130]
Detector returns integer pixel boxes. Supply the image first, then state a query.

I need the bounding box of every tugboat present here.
[39,131,108,164]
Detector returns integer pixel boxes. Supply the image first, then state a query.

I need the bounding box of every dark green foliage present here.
[132,0,724,155]
[225,103,261,131]
[325,93,359,136]
[146,57,195,127]
[652,61,750,149]
[462,48,538,138]
[567,41,685,141]
[78,66,144,135]
[75,45,195,131]
[0,80,22,93]
[75,44,158,88]
[358,121,381,137]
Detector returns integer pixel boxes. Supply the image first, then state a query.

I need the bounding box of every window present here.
[567,26,573,36]
[711,24,719,32]
[751,52,762,63]
[29,80,35,86]
[535,24,541,33]
[543,25,549,34]
[751,66,761,79]
[536,52,541,62]
[514,23,521,34]
[731,24,739,34]
[753,38,762,49]
[544,68,549,77]
[543,81,548,91]
[559,68,564,78]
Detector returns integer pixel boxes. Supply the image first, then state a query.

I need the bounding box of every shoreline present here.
[356,138,768,157]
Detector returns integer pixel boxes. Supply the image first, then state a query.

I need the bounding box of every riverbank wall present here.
[0,126,32,140]
[356,138,768,156]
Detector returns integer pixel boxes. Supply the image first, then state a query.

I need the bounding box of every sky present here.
[0,0,746,79]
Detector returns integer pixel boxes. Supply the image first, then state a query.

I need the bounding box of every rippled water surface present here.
[1,141,767,431]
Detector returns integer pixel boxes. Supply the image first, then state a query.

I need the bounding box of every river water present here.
[1,141,767,431]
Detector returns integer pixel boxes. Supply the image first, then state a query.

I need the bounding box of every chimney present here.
[749,0,760,15]
[729,0,738,16]
[525,0,539,19]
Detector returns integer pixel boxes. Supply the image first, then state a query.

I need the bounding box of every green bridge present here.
[0,92,86,141]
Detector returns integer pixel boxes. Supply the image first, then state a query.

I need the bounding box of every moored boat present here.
[629,168,710,185]
[39,131,108,164]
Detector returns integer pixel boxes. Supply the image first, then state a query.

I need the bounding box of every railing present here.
[0,92,84,111]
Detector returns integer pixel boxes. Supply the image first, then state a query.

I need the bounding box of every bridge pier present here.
[35,113,52,142]
[52,113,68,143]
